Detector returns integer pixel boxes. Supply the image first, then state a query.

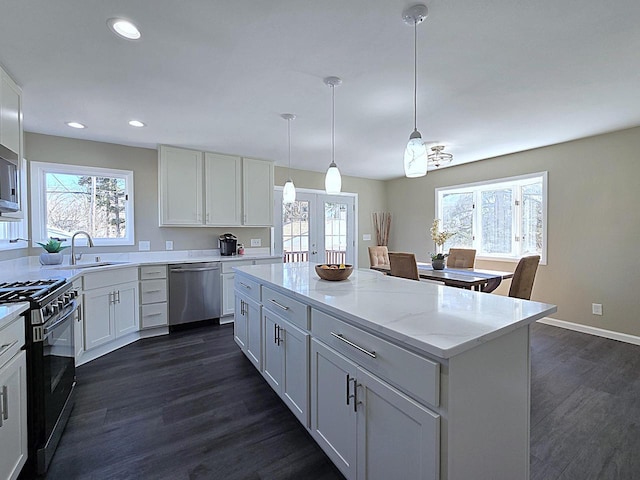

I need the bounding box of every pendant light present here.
[402,4,429,178]
[281,113,296,204]
[324,76,342,194]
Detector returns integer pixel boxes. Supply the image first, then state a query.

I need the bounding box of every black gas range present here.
[0,278,78,476]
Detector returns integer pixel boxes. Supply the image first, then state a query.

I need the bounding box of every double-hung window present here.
[436,172,547,263]
[30,162,135,246]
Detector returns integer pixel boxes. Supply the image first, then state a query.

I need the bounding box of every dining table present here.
[372,262,514,293]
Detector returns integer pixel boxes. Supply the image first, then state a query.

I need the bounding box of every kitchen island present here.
[234,262,557,480]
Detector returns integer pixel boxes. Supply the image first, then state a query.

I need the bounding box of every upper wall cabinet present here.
[159,146,203,225]
[0,65,22,162]
[158,145,274,227]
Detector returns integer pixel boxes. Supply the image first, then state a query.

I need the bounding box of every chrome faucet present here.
[70,231,95,265]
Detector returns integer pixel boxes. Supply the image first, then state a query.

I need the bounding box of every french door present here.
[274,189,356,266]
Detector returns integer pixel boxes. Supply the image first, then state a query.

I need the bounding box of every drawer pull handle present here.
[145,312,162,317]
[0,340,18,357]
[239,282,251,289]
[269,299,290,311]
[330,332,377,358]
[145,289,162,293]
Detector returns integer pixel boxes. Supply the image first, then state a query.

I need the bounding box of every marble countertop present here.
[0,250,281,283]
[0,303,29,331]
[234,262,557,359]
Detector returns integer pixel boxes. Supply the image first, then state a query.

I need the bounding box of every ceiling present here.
[1,0,639,180]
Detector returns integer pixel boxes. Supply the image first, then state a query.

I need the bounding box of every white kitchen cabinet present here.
[158,145,203,225]
[263,309,310,427]
[0,65,22,160]
[242,157,274,226]
[0,309,27,480]
[221,258,281,320]
[204,152,241,226]
[83,268,139,351]
[233,293,248,350]
[159,146,274,227]
[139,265,168,329]
[235,293,261,370]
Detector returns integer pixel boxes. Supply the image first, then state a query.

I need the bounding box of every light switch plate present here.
[363,234,371,241]
[251,238,261,247]
[165,241,173,251]
[139,240,150,251]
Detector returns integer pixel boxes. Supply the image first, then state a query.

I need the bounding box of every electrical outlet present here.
[251,238,261,247]
[139,240,150,251]
[592,303,603,316]
[363,234,371,241]
[165,241,173,251]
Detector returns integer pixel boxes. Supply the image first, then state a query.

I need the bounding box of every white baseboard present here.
[538,317,640,347]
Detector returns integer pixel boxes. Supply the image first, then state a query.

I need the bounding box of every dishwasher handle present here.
[170,266,220,273]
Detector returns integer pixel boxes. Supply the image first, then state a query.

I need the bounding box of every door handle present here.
[269,299,290,311]
[1,385,8,423]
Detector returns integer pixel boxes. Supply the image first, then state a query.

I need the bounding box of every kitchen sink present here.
[47,261,130,270]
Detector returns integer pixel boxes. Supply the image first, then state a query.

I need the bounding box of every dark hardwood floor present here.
[39,322,640,480]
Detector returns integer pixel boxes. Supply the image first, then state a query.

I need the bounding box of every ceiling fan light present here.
[283,179,296,204]
[325,162,342,194]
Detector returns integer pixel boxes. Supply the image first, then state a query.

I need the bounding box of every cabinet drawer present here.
[234,275,261,302]
[311,309,440,408]
[140,303,168,329]
[223,260,252,274]
[262,286,309,331]
[84,267,138,290]
[0,314,25,367]
[140,265,167,280]
[140,279,167,304]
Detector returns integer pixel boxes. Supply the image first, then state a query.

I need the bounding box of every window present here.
[31,162,134,246]
[436,172,547,263]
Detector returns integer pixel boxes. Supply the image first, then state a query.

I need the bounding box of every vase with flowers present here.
[429,219,455,270]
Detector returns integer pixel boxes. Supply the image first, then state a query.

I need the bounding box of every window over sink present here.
[30,161,135,246]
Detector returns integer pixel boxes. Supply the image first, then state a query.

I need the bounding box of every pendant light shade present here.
[403,4,429,178]
[281,113,296,204]
[324,76,342,194]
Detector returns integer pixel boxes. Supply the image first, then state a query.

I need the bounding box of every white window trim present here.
[30,161,135,247]
[435,171,548,265]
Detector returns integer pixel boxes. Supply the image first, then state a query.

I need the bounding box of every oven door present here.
[41,302,77,448]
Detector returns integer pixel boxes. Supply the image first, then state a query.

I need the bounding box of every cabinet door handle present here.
[273,323,278,345]
[115,291,120,304]
[330,332,377,358]
[277,325,282,345]
[1,385,8,422]
[0,340,18,357]
[109,292,114,304]
[269,299,290,311]
[346,374,351,406]
[353,379,359,413]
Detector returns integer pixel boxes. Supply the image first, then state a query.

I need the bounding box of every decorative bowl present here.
[315,264,354,281]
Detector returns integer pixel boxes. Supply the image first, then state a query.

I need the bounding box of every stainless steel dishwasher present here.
[169,262,221,327]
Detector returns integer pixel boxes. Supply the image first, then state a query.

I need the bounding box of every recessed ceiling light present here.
[107,18,141,40]
[128,120,145,127]
[66,122,86,129]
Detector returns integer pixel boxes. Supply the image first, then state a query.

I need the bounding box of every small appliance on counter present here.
[237,243,245,255]
[219,233,237,256]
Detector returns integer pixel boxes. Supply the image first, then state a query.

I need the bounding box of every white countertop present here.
[0,250,281,283]
[234,262,557,359]
[0,303,29,330]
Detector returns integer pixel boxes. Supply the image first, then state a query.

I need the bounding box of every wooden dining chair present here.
[388,252,420,281]
[508,255,541,300]
[446,248,476,269]
[368,246,390,269]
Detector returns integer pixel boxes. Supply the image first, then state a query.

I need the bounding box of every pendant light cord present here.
[413,19,418,131]
[287,118,292,177]
[331,83,336,164]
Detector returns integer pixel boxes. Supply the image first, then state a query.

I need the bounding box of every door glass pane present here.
[521,183,543,255]
[324,202,347,264]
[481,189,513,254]
[283,200,309,263]
[440,191,474,250]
